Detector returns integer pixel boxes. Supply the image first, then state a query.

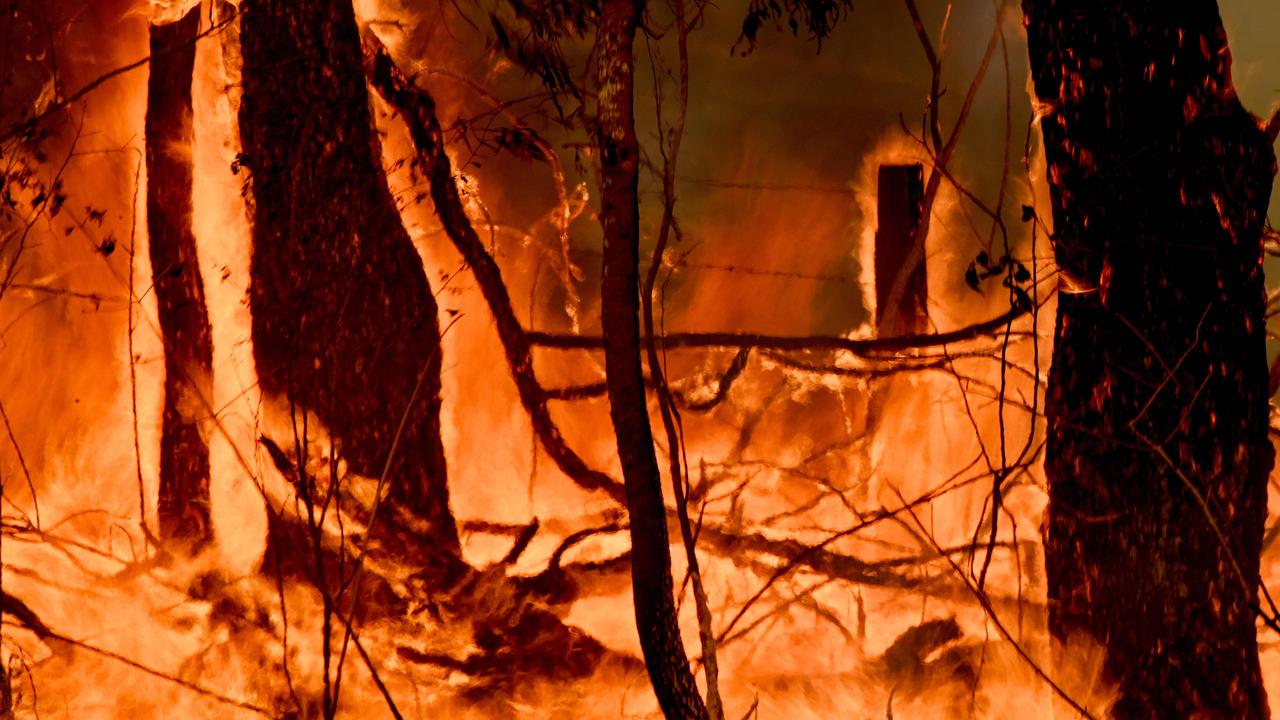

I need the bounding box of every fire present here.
[5,0,1280,718]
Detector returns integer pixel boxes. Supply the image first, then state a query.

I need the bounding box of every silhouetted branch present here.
[362,31,626,505]
[527,306,1028,354]
[0,11,237,144]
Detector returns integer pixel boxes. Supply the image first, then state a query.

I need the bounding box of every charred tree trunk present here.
[875,164,927,337]
[863,163,928,434]
[237,0,458,556]
[147,7,214,547]
[595,1,710,717]
[1027,2,1277,717]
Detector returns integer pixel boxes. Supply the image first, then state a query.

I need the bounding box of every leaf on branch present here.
[964,263,980,291]
[258,434,297,485]
[1014,261,1031,283]
[733,0,854,55]
[1012,286,1033,312]
[496,126,549,163]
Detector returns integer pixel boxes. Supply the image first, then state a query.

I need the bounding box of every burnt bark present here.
[595,1,710,717]
[237,0,458,555]
[875,164,927,336]
[147,7,214,547]
[1026,2,1277,717]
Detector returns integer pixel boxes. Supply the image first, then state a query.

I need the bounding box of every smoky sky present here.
[610,1,1280,336]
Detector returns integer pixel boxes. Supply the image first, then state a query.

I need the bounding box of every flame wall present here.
[1,0,1278,718]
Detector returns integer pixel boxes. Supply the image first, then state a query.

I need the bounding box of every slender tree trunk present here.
[595,1,710,717]
[1026,2,1277,717]
[875,164,927,336]
[237,0,458,557]
[147,7,214,547]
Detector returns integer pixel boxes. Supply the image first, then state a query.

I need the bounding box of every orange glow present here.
[4,1,1279,718]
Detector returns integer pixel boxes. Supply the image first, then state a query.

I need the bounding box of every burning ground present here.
[2,0,1280,718]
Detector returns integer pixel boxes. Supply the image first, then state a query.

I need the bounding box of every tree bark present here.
[237,0,458,556]
[875,164,927,336]
[1026,2,1277,717]
[147,7,214,547]
[595,1,710,717]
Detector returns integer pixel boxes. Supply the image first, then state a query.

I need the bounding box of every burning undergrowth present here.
[3,0,1279,718]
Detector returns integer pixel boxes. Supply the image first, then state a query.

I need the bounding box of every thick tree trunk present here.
[237,0,458,556]
[595,1,710,717]
[1026,2,1277,717]
[147,7,214,547]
